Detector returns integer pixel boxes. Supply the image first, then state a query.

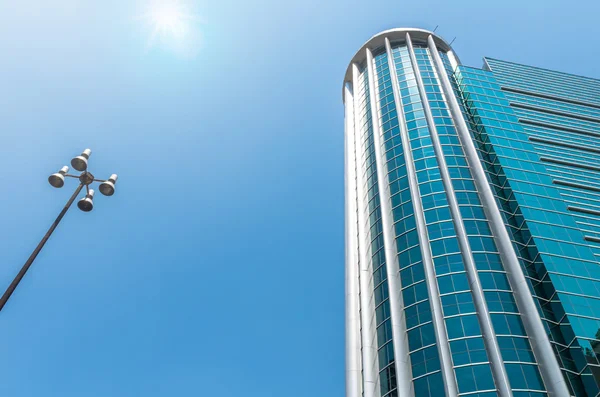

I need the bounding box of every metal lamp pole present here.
[0,149,118,312]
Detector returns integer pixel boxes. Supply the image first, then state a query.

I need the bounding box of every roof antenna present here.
[449,37,457,45]
[433,25,439,33]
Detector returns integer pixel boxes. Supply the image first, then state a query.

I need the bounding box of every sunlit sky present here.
[0,0,599,396]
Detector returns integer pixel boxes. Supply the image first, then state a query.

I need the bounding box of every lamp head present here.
[77,189,95,212]
[48,166,69,188]
[71,149,92,171]
[99,174,118,196]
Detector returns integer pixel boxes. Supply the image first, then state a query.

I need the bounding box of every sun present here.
[139,0,201,53]
[147,0,189,38]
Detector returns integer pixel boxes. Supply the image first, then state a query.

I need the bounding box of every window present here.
[446,314,481,339]
[455,364,495,393]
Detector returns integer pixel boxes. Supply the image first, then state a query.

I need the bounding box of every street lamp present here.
[0,149,118,312]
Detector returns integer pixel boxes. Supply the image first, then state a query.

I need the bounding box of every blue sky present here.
[0,0,598,396]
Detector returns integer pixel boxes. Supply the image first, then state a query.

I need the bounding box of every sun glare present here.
[149,1,188,37]
[140,0,202,56]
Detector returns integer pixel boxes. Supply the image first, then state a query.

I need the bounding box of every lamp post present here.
[0,149,118,312]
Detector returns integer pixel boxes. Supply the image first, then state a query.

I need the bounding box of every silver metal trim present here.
[345,81,362,397]
[554,179,600,193]
[353,63,381,397]
[384,37,458,397]
[584,235,600,243]
[447,51,460,72]
[510,102,600,124]
[540,157,600,172]
[366,47,414,397]
[567,206,600,217]
[427,34,570,397]
[499,85,600,112]
[407,32,514,397]
[519,118,600,139]
[529,136,600,155]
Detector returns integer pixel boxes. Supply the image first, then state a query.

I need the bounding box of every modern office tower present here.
[343,28,600,397]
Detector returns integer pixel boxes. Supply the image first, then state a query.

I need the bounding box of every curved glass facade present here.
[345,28,600,397]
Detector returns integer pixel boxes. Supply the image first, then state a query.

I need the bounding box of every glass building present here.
[343,28,600,397]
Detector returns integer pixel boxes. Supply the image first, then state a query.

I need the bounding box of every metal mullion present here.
[366,46,414,397]
[345,78,363,397]
[385,37,458,396]
[353,63,381,397]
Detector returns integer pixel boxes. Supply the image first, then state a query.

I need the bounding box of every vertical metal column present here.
[406,32,513,397]
[365,48,414,397]
[384,37,459,397]
[353,63,381,397]
[345,81,363,397]
[427,35,570,397]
